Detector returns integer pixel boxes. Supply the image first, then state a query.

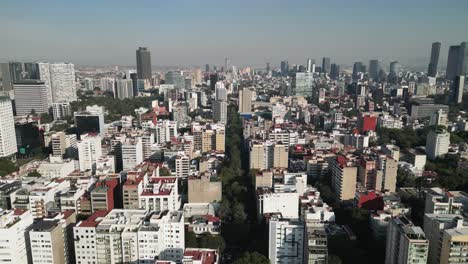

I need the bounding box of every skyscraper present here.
[426,130,450,160]
[352,62,365,80]
[322,57,331,74]
[49,63,77,103]
[388,61,400,83]
[280,61,289,75]
[224,57,231,73]
[266,62,271,73]
[330,64,340,80]
[369,60,380,81]
[306,58,315,73]
[453,75,465,104]
[293,72,314,97]
[136,47,152,80]
[0,63,13,92]
[457,42,468,76]
[0,97,17,157]
[212,100,227,123]
[115,79,134,99]
[427,42,441,77]
[24,62,39,79]
[447,45,460,81]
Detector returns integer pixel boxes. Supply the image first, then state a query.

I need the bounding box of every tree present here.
[0,158,17,176]
[185,231,198,248]
[27,170,42,178]
[233,252,270,264]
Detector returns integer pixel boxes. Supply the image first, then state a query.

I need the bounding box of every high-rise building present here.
[74,105,105,137]
[429,109,448,127]
[330,63,340,79]
[0,209,34,264]
[1,63,13,91]
[457,42,468,76]
[214,82,227,101]
[369,60,380,80]
[238,88,253,113]
[52,102,71,120]
[29,220,67,264]
[428,42,441,77]
[293,72,314,97]
[165,71,185,91]
[273,144,288,168]
[352,61,365,79]
[280,60,289,75]
[24,62,39,79]
[331,155,357,201]
[385,216,429,264]
[78,133,102,172]
[306,58,315,73]
[136,47,152,80]
[447,45,461,80]
[224,57,231,72]
[49,63,77,103]
[37,62,53,105]
[426,130,450,160]
[388,61,400,81]
[121,138,143,170]
[322,57,331,74]
[175,154,190,178]
[13,80,49,116]
[209,73,218,91]
[452,75,465,104]
[115,79,134,99]
[269,218,305,264]
[0,97,16,157]
[266,62,271,73]
[212,100,227,123]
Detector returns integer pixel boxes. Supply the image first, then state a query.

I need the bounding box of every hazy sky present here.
[2,0,468,68]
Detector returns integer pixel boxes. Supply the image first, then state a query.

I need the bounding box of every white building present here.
[175,154,190,178]
[122,137,143,170]
[155,120,178,144]
[75,209,185,264]
[139,176,181,212]
[269,218,305,264]
[426,130,450,160]
[52,102,71,120]
[78,133,102,172]
[13,80,49,116]
[28,179,70,219]
[37,158,75,178]
[257,189,299,220]
[49,63,77,103]
[115,79,134,99]
[0,97,17,157]
[100,77,115,92]
[214,82,227,101]
[385,216,429,264]
[0,209,34,264]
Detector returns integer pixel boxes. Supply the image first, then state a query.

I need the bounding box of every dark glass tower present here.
[136,47,152,80]
[446,45,460,81]
[322,57,331,74]
[427,42,441,77]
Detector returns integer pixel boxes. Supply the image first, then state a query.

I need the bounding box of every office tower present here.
[224,57,231,72]
[352,61,364,79]
[100,77,115,92]
[37,62,53,105]
[280,60,289,75]
[330,63,340,79]
[212,100,227,123]
[385,216,429,264]
[192,68,203,85]
[293,72,314,97]
[15,121,40,150]
[0,209,34,264]
[238,88,252,113]
[389,61,400,77]
[209,73,218,90]
[136,47,152,80]
[24,62,39,79]
[427,42,441,77]
[447,45,460,80]
[13,80,49,116]
[426,130,450,160]
[215,82,227,101]
[269,218,305,264]
[331,155,357,201]
[78,133,102,172]
[0,63,13,91]
[452,75,465,104]
[165,71,185,91]
[306,58,315,73]
[0,98,16,157]
[74,105,105,137]
[369,60,380,80]
[205,64,210,72]
[322,57,331,74]
[52,102,71,120]
[115,79,134,99]
[84,78,94,90]
[122,138,143,170]
[457,42,468,76]
[266,62,271,73]
[49,63,77,103]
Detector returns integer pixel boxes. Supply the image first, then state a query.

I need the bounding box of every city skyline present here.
[2,0,468,68]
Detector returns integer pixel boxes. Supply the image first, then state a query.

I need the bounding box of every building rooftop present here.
[30,219,60,232]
